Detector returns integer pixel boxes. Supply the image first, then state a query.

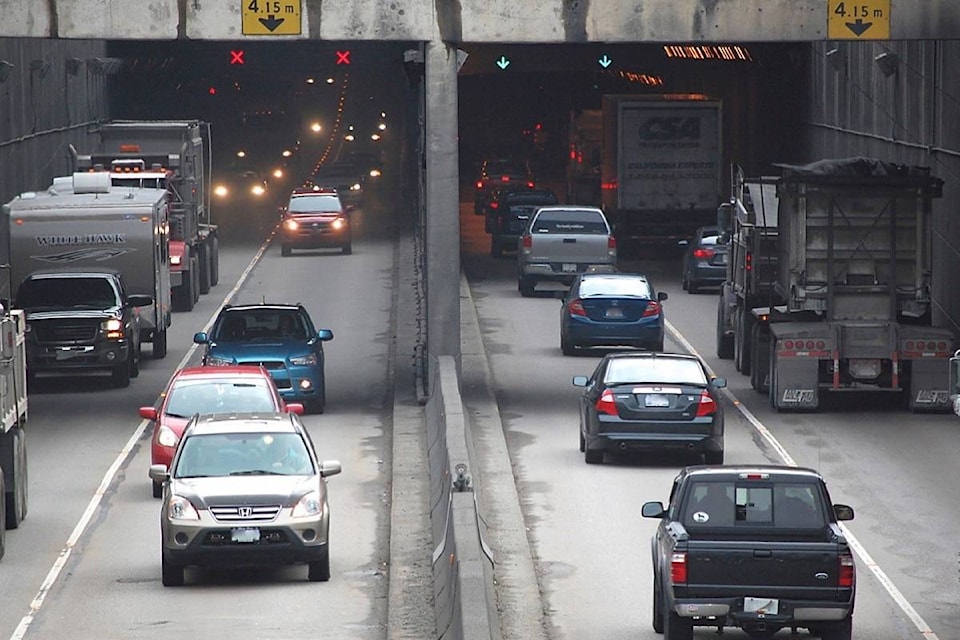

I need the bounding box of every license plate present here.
[604,308,624,318]
[743,597,779,615]
[644,394,670,408]
[232,527,260,543]
[562,263,577,273]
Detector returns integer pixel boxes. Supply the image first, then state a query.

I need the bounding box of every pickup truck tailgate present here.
[529,234,610,262]
[686,540,846,599]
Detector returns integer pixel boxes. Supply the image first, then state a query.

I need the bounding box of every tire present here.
[664,607,693,640]
[113,361,131,388]
[191,262,201,304]
[308,547,331,582]
[153,328,168,360]
[208,236,220,287]
[518,276,535,297]
[818,617,853,640]
[173,262,196,312]
[342,243,352,255]
[198,243,211,295]
[579,429,585,453]
[307,387,326,414]
[161,555,185,587]
[129,345,140,379]
[561,334,575,356]
[281,244,292,257]
[716,297,734,359]
[584,449,603,464]
[681,270,688,291]
[652,576,664,633]
[0,474,6,561]
[750,324,768,393]
[5,429,27,530]
[687,281,700,294]
[703,449,724,465]
[768,341,780,411]
[152,480,163,499]
[734,306,752,375]
[491,237,503,258]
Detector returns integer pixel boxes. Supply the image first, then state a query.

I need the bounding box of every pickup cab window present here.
[683,481,825,529]
[531,210,608,234]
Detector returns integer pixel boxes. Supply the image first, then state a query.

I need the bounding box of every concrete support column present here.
[425,40,461,371]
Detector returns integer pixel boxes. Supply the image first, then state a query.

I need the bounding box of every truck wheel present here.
[0,473,6,560]
[664,608,693,640]
[208,236,220,287]
[5,428,27,529]
[652,576,664,633]
[161,555,185,587]
[191,261,201,304]
[198,244,211,295]
[750,324,768,393]
[130,343,140,379]
[490,237,503,258]
[113,361,131,388]
[716,298,734,359]
[818,618,852,640]
[153,328,168,359]
[768,343,780,411]
[518,276,535,297]
[734,307,753,375]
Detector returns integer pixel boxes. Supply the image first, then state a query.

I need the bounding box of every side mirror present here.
[949,354,960,416]
[139,406,159,421]
[717,202,734,231]
[658,291,669,302]
[148,464,170,484]
[127,294,154,308]
[677,239,689,248]
[711,377,727,389]
[572,375,589,387]
[833,504,855,521]
[642,501,666,518]
[317,328,334,341]
[285,402,305,415]
[320,460,342,478]
[193,331,209,344]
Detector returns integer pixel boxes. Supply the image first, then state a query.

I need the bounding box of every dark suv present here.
[484,187,558,257]
[193,304,334,413]
[473,159,535,214]
[278,187,353,256]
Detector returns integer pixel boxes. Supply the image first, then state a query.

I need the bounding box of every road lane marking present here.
[665,318,940,640]
[9,238,273,640]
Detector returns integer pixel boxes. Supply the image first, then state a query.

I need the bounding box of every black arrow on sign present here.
[259,15,284,31]
[845,19,872,37]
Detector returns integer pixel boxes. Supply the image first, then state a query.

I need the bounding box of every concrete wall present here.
[0,38,110,208]
[2,1,960,41]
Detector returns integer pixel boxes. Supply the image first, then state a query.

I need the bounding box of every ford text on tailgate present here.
[517,205,617,297]
[642,465,856,640]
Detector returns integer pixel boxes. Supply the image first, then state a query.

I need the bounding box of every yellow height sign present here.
[241,0,301,36]
[828,1,890,39]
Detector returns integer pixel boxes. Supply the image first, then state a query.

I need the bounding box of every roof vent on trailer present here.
[72,171,112,194]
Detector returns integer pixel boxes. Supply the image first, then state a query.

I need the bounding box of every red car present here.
[140,365,303,497]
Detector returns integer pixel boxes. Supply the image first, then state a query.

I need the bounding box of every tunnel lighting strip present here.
[665,318,940,640]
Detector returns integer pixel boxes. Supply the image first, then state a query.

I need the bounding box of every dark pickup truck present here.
[642,465,856,640]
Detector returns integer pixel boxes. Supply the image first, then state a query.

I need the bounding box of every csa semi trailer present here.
[70,120,219,312]
[719,157,953,412]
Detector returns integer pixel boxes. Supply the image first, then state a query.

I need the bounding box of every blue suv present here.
[194,304,333,413]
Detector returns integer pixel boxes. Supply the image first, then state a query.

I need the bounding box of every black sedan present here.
[572,352,726,465]
[680,225,728,293]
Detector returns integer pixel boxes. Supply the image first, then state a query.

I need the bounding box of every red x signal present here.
[230,50,244,65]
[335,50,350,65]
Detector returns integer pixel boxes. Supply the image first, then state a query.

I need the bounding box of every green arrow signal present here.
[496,55,510,70]
[598,54,612,68]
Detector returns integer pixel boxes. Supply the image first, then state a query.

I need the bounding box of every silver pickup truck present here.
[517,205,617,296]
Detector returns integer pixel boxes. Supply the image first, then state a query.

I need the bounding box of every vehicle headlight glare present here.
[284,218,299,231]
[157,425,179,448]
[205,354,236,366]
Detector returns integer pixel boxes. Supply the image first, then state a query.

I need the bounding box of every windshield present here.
[288,195,343,213]
[16,276,121,309]
[175,431,314,477]
[214,310,308,341]
[165,379,277,417]
[604,357,708,386]
[579,276,651,298]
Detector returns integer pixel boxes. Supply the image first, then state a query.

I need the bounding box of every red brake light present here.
[695,390,717,417]
[595,390,618,416]
[475,181,483,189]
[526,180,535,188]
[522,234,532,249]
[838,552,855,588]
[489,201,499,210]
[745,251,753,271]
[693,248,714,259]
[670,552,687,584]
[500,175,510,182]
[642,301,661,317]
[608,236,617,250]
[568,299,587,317]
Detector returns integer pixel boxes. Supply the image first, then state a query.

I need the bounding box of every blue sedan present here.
[560,273,667,355]
[194,304,333,413]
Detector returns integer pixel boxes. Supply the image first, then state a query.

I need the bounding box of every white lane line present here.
[666,318,940,640]
[9,238,273,640]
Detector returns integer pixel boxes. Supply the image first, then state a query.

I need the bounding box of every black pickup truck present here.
[642,465,856,640]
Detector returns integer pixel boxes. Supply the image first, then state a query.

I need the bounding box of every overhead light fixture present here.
[825,47,845,72]
[0,60,13,84]
[874,52,899,77]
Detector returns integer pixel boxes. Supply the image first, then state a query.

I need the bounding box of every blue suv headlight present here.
[289,352,318,366]
[205,353,236,366]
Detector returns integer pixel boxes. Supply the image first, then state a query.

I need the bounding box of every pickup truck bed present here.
[643,465,856,640]
[517,205,617,296]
